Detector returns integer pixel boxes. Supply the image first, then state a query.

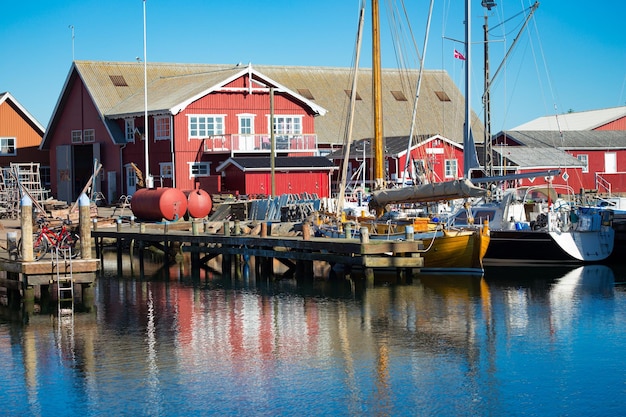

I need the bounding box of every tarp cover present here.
[369,179,488,209]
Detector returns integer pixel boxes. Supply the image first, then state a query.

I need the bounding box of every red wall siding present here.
[0,99,46,166]
[222,167,329,197]
[595,116,626,130]
[48,80,121,200]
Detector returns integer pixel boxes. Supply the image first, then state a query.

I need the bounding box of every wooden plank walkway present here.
[92,223,425,270]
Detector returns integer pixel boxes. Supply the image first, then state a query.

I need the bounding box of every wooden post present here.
[79,193,92,259]
[234,220,241,236]
[405,225,414,241]
[7,231,17,260]
[260,222,267,238]
[192,220,200,236]
[302,222,311,240]
[359,227,369,244]
[20,196,33,262]
[344,223,352,239]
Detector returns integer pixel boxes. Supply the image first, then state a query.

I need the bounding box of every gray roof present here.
[325,134,459,159]
[492,146,584,169]
[64,61,483,147]
[512,106,626,131]
[216,156,335,172]
[499,130,626,149]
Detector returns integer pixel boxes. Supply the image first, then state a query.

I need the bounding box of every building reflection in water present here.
[3,247,620,415]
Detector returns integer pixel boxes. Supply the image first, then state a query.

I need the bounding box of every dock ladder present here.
[52,245,76,362]
[52,245,75,315]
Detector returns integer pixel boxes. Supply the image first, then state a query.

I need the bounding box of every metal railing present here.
[202,134,317,153]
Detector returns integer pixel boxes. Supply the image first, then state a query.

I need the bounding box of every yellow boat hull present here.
[420,228,490,272]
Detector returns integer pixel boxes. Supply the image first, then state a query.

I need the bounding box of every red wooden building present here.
[504,106,626,194]
[328,134,466,192]
[40,62,327,203]
[216,156,335,197]
[39,61,477,204]
[0,92,48,183]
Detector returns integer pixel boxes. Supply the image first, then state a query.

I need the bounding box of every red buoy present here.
[131,187,188,221]
[182,189,213,219]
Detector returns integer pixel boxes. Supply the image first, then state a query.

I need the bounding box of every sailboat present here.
[318,0,490,274]
[439,2,615,265]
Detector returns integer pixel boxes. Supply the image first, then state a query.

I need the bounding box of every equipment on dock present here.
[130,187,188,221]
[182,188,213,219]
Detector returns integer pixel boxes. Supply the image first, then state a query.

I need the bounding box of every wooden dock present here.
[92,220,425,283]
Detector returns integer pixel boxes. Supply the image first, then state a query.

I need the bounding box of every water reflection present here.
[1,251,624,416]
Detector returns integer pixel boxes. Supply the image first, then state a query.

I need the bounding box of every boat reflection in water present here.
[1,249,624,416]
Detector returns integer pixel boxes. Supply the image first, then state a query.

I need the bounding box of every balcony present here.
[203,134,318,154]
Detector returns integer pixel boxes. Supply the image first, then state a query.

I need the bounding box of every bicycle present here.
[19,217,81,261]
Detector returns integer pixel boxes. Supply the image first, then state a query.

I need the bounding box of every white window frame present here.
[238,114,255,135]
[83,129,95,143]
[577,154,588,173]
[160,162,173,178]
[188,114,225,139]
[189,162,211,177]
[125,119,135,143]
[0,137,16,156]
[71,130,82,144]
[154,115,171,141]
[444,159,458,178]
[269,115,302,134]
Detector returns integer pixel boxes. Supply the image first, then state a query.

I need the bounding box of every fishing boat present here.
[318,0,490,274]
[444,184,615,264]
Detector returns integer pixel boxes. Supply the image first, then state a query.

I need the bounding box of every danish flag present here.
[454,49,466,60]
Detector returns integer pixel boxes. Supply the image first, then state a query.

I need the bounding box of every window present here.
[154,116,171,140]
[83,129,95,143]
[577,154,588,173]
[125,119,135,143]
[189,162,211,177]
[127,168,136,187]
[0,138,16,156]
[444,159,457,178]
[272,116,302,134]
[160,162,172,178]
[238,115,254,135]
[71,130,82,144]
[39,166,51,187]
[188,115,225,138]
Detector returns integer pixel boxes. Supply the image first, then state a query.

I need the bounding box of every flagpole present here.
[143,0,153,188]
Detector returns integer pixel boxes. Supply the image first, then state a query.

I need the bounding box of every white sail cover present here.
[369,179,488,209]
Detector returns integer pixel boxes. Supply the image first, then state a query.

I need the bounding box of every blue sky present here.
[1,0,624,133]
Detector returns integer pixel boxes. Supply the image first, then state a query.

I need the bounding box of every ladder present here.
[52,245,76,363]
[52,244,74,315]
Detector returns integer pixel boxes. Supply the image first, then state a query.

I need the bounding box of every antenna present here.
[68,25,75,60]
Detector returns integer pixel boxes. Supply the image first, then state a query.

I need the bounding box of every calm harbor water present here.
[1,252,626,416]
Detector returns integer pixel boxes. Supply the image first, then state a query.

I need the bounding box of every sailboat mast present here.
[463,0,472,179]
[483,8,493,177]
[372,0,384,191]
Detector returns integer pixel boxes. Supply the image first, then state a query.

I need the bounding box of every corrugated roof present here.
[512,106,626,131]
[493,146,583,169]
[325,134,458,159]
[216,156,335,172]
[72,60,483,146]
[500,130,626,149]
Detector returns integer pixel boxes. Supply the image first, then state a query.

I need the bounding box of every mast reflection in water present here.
[1,250,625,416]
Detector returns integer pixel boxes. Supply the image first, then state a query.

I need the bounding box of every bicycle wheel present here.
[19,234,49,261]
[60,232,81,259]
